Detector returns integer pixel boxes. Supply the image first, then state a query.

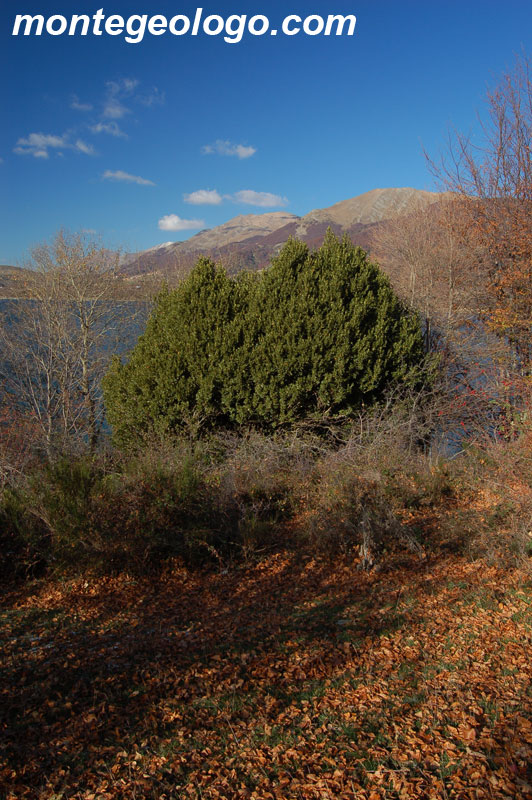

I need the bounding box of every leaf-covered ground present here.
[1,544,531,799]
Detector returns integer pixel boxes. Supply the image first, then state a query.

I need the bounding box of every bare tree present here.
[371,55,532,446]
[371,196,517,450]
[428,51,532,374]
[371,195,478,349]
[0,230,133,459]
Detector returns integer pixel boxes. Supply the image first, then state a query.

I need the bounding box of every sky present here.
[1,0,531,265]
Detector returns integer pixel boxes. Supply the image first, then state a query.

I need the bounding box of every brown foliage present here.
[1,544,531,799]
[428,53,532,372]
[372,195,477,342]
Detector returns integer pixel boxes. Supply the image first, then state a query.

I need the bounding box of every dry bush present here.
[212,430,319,557]
[449,429,532,566]
[0,406,40,490]
[296,451,397,567]
[6,384,531,583]
[290,397,447,565]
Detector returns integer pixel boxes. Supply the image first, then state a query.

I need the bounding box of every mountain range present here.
[121,187,442,278]
[0,188,443,296]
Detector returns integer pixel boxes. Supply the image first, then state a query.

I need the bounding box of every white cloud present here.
[182,188,288,208]
[103,170,155,186]
[92,78,164,133]
[71,95,93,112]
[158,215,205,232]
[14,133,66,158]
[122,78,140,93]
[14,132,94,158]
[103,98,129,120]
[137,87,165,108]
[103,78,139,119]
[184,189,223,206]
[75,139,96,156]
[90,121,128,139]
[233,190,288,208]
[202,140,256,159]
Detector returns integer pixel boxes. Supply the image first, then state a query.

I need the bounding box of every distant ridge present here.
[298,187,440,228]
[0,264,29,297]
[121,188,444,278]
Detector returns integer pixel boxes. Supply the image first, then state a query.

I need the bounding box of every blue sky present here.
[1,0,531,264]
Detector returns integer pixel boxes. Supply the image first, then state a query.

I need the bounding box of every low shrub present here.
[214,431,315,556]
[95,448,226,571]
[423,431,532,566]
[4,401,531,584]
[0,486,49,587]
[293,441,404,567]
[32,457,105,568]
[4,437,301,576]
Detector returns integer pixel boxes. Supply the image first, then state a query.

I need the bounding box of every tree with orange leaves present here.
[429,52,532,375]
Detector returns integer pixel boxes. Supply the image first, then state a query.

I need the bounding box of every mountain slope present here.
[121,188,443,278]
[0,265,31,297]
[170,212,299,254]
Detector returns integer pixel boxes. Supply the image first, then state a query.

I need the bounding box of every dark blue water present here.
[0,300,510,457]
[0,299,150,431]
[0,298,150,357]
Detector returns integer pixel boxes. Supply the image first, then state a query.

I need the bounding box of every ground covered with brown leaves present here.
[1,545,531,800]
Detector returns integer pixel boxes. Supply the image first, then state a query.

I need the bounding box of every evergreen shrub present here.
[103,232,425,444]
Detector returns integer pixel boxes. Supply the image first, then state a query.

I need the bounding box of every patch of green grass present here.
[292,679,328,703]
[511,602,532,626]
[439,750,460,779]
[0,607,70,639]
[460,587,498,611]
[337,722,360,742]
[378,611,408,635]
[401,594,418,610]
[434,658,469,674]
[358,712,394,746]
[252,724,298,750]
[336,629,364,648]
[479,696,500,724]
[395,660,416,680]
[402,689,427,707]
[446,579,469,592]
